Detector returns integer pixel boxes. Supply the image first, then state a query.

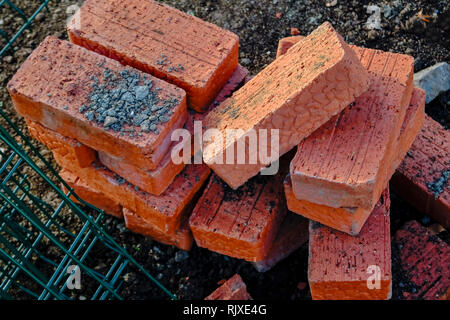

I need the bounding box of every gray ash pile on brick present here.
[79,65,180,137]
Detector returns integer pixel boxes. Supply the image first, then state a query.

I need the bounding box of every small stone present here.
[104,116,118,127]
[174,251,189,262]
[367,30,379,40]
[3,56,13,63]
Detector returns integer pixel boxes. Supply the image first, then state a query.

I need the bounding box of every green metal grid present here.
[0,103,177,300]
[0,0,50,57]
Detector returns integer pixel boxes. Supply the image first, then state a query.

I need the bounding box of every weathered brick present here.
[133,163,211,233]
[202,22,370,189]
[123,208,193,251]
[252,212,308,272]
[394,220,449,300]
[189,172,287,262]
[308,190,391,300]
[60,169,122,218]
[290,38,414,211]
[26,120,96,169]
[7,36,187,171]
[285,88,425,235]
[391,115,449,229]
[205,274,252,300]
[67,0,239,112]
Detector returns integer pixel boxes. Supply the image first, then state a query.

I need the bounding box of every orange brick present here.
[252,212,309,272]
[26,120,96,169]
[391,115,449,229]
[189,172,287,262]
[394,221,449,300]
[203,22,369,189]
[60,169,122,218]
[123,208,192,251]
[290,38,414,211]
[308,190,391,300]
[7,36,187,171]
[67,0,239,112]
[98,140,185,196]
[205,274,252,300]
[285,88,425,235]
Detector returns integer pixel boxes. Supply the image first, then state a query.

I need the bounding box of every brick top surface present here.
[8,36,185,145]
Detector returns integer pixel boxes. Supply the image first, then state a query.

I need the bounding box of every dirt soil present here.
[0,0,448,300]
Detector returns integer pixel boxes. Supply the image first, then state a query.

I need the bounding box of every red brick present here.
[123,208,193,251]
[67,160,210,234]
[290,39,414,211]
[134,164,211,233]
[202,22,370,189]
[26,119,96,169]
[205,274,252,300]
[189,172,287,262]
[394,220,449,300]
[285,88,425,235]
[60,169,122,218]
[252,212,309,272]
[391,115,449,229]
[284,175,371,235]
[67,0,239,112]
[98,141,185,196]
[7,36,187,171]
[308,190,391,300]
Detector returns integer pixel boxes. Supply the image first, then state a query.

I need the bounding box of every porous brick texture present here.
[394,221,449,300]
[189,172,287,262]
[290,39,414,211]
[205,274,252,300]
[123,208,193,251]
[202,22,370,189]
[60,169,122,218]
[68,0,239,112]
[26,119,96,169]
[391,115,449,229]
[285,88,425,235]
[7,36,187,171]
[252,212,309,272]
[308,190,392,300]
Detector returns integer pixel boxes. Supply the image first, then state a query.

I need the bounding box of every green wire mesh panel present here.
[0,104,176,300]
[0,0,50,57]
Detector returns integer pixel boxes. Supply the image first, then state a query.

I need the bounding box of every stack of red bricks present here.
[7,0,447,300]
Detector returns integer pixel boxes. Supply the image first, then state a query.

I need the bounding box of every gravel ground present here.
[0,0,448,300]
